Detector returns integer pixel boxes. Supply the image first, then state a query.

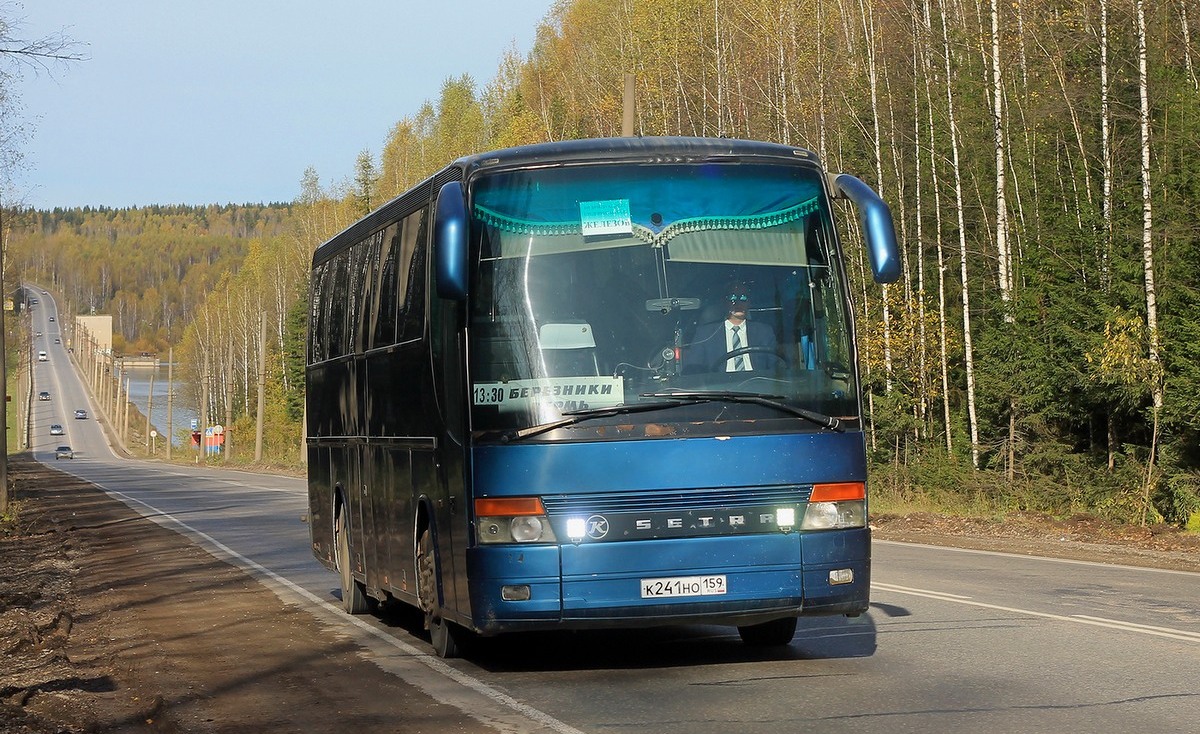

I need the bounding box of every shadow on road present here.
[366,599,879,671]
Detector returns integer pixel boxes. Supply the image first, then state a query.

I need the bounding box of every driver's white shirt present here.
[724,319,753,371]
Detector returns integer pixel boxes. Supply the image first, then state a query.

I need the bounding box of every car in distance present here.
[49,424,64,436]
[48,316,55,322]
[38,391,51,401]
[74,409,88,419]
[54,446,74,459]
[37,350,47,362]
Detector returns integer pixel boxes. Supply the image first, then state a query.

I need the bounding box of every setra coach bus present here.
[306,136,899,657]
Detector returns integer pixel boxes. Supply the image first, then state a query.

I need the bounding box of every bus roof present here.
[311,137,822,268]
[453,136,820,172]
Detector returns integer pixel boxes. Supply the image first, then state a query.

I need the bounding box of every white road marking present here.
[82,482,587,734]
[1071,615,1200,641]
[873,582,1200,643]
[875,538,1200,576]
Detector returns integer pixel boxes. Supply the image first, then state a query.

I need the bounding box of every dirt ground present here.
[0,456,495,734]
[2,455,1198,733]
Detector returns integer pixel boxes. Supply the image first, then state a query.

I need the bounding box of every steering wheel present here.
[712,345,791,371]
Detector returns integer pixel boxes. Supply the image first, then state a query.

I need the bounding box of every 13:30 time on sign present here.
[474,385,507,405]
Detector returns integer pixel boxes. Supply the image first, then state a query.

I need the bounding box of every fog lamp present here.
[566,517,587,541]
[829,568,854,585]
[501,584,532,601]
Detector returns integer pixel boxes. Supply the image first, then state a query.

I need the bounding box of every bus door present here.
[332,439,368,589]
[363,346,421,602]
[361,442,386,596]
[363,438,418,600]
[430,255,471,621]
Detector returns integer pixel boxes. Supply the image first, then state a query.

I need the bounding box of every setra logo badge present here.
[585,515,610,540]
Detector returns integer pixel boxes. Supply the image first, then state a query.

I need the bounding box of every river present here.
[119,364,197,447]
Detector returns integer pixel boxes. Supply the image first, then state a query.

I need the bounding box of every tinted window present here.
[371,224,401,347]
[397,207,428,342]
[348,233,380,353]
[326,251,350,358]
[308,262,328,363]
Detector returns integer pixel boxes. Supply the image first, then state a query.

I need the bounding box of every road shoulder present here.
[1,456,496,734]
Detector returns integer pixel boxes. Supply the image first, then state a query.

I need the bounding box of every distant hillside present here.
[8,203,295,354]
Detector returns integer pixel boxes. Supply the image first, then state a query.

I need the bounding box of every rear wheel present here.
[737,616,798,646]
[335,509,371,614]
[416,527,462,658]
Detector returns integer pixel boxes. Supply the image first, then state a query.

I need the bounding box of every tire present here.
[335,510,371,614]
[737,616,798,646]
[416,527,462,658]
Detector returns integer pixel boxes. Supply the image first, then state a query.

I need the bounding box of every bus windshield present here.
[467,161,858,440]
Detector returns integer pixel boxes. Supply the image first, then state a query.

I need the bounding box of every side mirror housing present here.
[435,180,468,300]
[829,173,901,284]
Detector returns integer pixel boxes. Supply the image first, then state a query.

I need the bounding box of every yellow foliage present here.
[1085,312,1158,389]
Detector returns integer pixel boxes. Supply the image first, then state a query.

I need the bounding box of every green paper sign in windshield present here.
[579,199,632,237]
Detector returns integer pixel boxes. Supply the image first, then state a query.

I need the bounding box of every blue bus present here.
[306,136,899,657]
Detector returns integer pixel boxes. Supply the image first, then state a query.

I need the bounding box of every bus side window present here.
[372,224,401,348]
[349,236,376,354]
[309,262,328,364]
[327,251,351,359]
[397,207,429,342]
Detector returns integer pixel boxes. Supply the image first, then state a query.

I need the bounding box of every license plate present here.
[640,574,727,598]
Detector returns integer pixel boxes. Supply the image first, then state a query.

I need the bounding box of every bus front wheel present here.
[336,510,371,614]
[417,528,460,658]
[737,616,798,646]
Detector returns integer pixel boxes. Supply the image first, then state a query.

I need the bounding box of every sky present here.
[10,1,555,209]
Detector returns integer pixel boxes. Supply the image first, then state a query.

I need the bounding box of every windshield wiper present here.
[500,400,702,442]
[639,390,845,432]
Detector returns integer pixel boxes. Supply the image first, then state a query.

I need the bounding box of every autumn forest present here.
[7,0,1200,527]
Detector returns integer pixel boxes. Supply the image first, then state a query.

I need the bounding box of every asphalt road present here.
[25,291,1200,734]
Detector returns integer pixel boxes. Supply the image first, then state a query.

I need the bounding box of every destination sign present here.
[473,376,625,413]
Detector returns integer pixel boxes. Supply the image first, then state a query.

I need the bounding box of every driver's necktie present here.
[731,326,747,371]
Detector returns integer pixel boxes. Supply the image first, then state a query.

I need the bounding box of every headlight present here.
[475,496,558,544]
[477,515,557,543]
[801,482,867,530]
[801,500,866,530]
[510,516,546,542]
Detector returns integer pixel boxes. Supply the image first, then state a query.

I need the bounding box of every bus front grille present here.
[540,485,812,515]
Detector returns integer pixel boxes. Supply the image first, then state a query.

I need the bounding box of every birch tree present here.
[939,0,981,467]
[1135,0,1162,523]
[989,0,1012,316]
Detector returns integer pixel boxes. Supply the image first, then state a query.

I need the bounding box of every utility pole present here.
[123,377,131,445]
[224,340,233,463]
[255,312,265,462]
[166,348,173,460]
[199,353,208,464]
[622,73,635,137]
[145,368,155,454]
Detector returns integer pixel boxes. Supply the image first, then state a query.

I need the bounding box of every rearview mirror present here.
[829,173,901,284]
[435,180,468,300]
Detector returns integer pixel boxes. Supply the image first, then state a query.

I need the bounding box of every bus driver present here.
[686,284,779,372]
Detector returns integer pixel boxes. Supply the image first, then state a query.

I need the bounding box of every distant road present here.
[27,291,1200,734]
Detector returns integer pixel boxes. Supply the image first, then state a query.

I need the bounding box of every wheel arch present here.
[332,483,348,566]
[413,496,442,602]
